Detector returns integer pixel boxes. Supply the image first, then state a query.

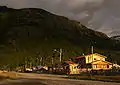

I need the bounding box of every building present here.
[62,61,80,74]
[91,60,113,70]
[113,64,120,69]
[76,53,113,70]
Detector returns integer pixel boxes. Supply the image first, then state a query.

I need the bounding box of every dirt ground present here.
[0,72,120,85]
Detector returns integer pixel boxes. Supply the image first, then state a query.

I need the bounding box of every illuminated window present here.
[93,65,97,68]
[98,58,100,60]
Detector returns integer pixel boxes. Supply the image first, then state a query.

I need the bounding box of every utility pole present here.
[52,57,54,65]
[54,48,62,63]
[29,56,32,68]
[52,52,55,73]
[91,46,94,62]
[40,57,42,66]
[60,48,62,63]
[51,57,54,73]
[90,40,96,75]
[91,46,94,54]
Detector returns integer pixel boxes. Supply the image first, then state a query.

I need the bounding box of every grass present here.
[0,72,18,81]
[67,75,120,83]
[0,76,9,81]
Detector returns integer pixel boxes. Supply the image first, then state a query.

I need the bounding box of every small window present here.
[93,65,97,68]
[97,58,100,60]
[74,66,77,69]
[107,65,109,68]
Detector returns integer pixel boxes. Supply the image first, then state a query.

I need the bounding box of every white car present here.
[26,68,33,72]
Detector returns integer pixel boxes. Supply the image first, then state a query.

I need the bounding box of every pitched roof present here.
[76,56,85,59]
[93,53,107,58]
[64,61,77,64]
[91,60,112,65]
[76,53,107,59]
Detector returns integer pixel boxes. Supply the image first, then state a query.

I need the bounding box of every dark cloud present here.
[88,0,120,36]
[0,0,119,37]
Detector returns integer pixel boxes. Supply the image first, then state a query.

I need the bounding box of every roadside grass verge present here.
[67,75,120,83]
[0,72,18,81]
[0,76,9,81]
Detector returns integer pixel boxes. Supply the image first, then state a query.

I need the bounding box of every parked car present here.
[25,68,33,73]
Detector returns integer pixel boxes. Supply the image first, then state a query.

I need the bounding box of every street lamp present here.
[90,40,96,53]
[90,40,96,71]
[53,48,62,63]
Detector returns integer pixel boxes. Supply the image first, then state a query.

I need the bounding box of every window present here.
[107,65,109,68]
[98,58,100,60]
[93,65,97,68]
[103,65,107,68]
[94,58,96,60]
[74,66,78,69]
[88,57,89,63]
[97,65,102,68]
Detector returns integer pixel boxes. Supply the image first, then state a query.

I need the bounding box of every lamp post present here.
[53,48,62,63]
[91,45,94,62]
[90,40,96,71]
[60,48,62,63]
[90,40,96,62]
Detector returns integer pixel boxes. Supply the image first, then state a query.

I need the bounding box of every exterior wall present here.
[85,54,106,64]
[92,64,112,70]
[109,65,113,68]
[85,55,93,64]
[69,64,80,74]
[62,63,80,74]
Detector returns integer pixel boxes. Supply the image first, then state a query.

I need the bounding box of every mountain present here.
[0,6,120,68]
[111,35,120,41]
[111,35,120,51]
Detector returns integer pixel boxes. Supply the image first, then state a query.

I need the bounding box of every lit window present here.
[98,58,100,60]
[93,65,97,68]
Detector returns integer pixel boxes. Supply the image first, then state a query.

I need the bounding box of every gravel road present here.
[0,72,120,85]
